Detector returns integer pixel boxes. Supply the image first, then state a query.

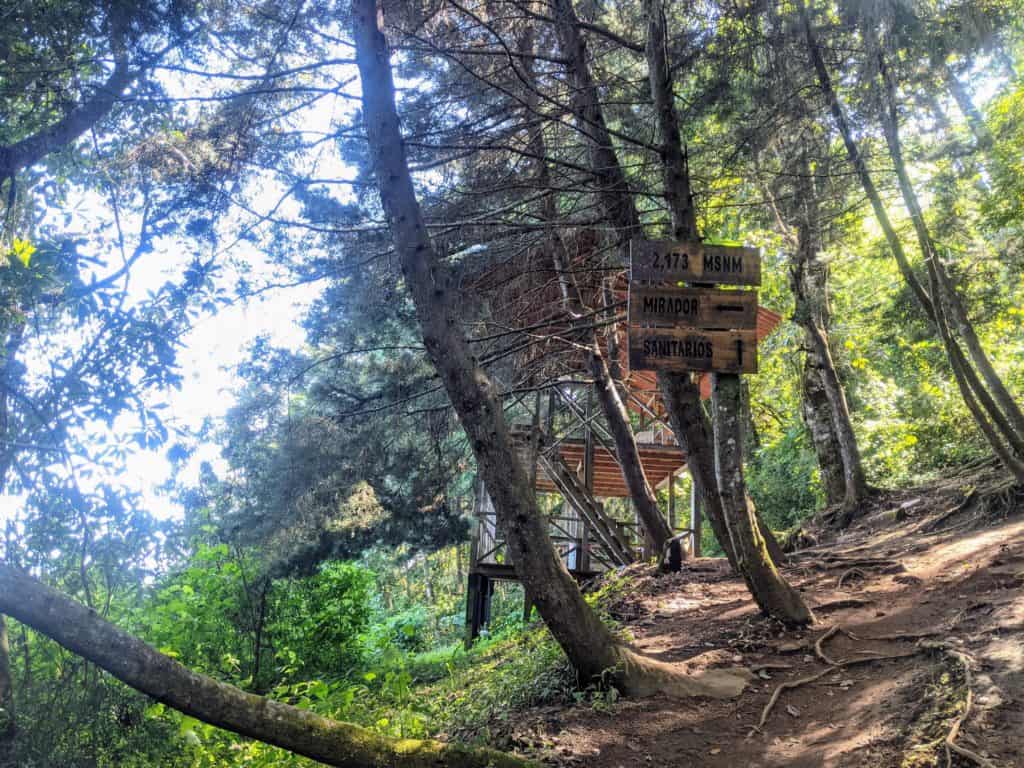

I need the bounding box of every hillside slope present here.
[501,468,1023,767]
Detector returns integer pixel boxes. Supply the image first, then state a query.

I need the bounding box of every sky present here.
[0,53,358,528]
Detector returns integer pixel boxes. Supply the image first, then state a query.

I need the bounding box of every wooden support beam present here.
[581,388,594,573]
[464,574,495,649]
[537,449,634,565]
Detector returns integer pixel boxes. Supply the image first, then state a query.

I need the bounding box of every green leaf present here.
[8,238,36,268]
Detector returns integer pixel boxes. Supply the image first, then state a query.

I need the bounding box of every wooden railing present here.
[470,491,613,574]
[469,490,643,575]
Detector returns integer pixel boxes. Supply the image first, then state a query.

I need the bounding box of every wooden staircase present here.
[535,444,634,567]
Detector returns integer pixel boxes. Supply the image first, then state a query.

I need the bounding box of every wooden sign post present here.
[630,240,761,285]
[627,328,758,373]
[628,239,763,373]
[628,286,758,329]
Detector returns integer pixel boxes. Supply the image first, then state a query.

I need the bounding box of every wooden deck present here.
[533,437,686,498]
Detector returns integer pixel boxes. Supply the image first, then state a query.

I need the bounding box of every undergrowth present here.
[156,570,638,766]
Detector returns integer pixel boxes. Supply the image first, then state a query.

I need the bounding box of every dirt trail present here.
[505,478,1024,767]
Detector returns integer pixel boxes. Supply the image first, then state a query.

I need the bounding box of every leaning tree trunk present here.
[875,49,1024,452]
[552,0,749,565]
[352,0,751,699]
[642,0,795,575]
[712,377,815,625]
[0,565,531,768]
[945,65,993,151]
[536,1,671,561]
[549,240,673,554]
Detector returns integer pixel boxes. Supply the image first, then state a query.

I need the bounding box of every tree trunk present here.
[517,14,671,556]
[790,157,871,519]
[551,0,641,237]
[422,556,434,603]
[876,52,1024,445]
[643,0,790,569]
[352,0,751,699]
[739,380,760,454]
[641,0,739,568]
[657,372,739,569]
[0,615,13,767]
[251,584,268,694]
[591,353,673,554]
[801,358,846,505]
[945,66,993,150]
[454,541,464,588]
[548,237,672,554]
[0,564,530,768]
[711,376,814,626]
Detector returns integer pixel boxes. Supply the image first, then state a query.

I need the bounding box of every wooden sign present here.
[630,239,761,286]
[627,327,758,374]
[628,286,758,330]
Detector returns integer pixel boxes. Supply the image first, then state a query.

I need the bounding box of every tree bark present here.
[801,358,846,505]
[0,564,530,768]
[0,9,135,179]
[551,0,642,237]
[0,615,13,766]
[657,372,739,569]
[711,376,814,625]
[877,53,1024,449]
[520,7,671,555]
[352,0,750,699]
[945,67,993,150]
[640,0,742,567]
[547,240,672,554]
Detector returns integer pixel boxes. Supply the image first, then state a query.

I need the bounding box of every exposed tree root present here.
[837,567,867,589]
[922,489,978,533]
[748,666,835,735]
[923,643,998,768]
[751,630,1000,765]
[812,597,874,613]
[799,556,904,576]
[922,481,1023,534]
[750,627,930,737]
[814,625,842,666]
[855,629,946,643]
[616,647,755,700]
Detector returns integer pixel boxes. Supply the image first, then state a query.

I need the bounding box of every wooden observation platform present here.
[463,240,783,644]
[464,382,692,643]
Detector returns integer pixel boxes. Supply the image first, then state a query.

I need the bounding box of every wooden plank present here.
[630,239,761,286]
[628,285,758,330]
[628,327,758,373]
